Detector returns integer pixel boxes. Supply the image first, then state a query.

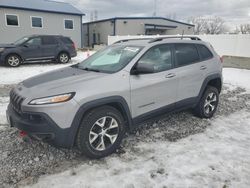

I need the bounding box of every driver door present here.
[21,37,43,61]
[130,44,178,118]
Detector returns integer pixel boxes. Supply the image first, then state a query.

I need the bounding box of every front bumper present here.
[6,105,73,148]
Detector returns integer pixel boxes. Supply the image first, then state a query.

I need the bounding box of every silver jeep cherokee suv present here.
[6,36,222,158]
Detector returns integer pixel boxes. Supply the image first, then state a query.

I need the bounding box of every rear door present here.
[196,44,215,76]
[40,36,59,59]
[173,43,205,103]
[130,44,178,117]
[21,37,43,60]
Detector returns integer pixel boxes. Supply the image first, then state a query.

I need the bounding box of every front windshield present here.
[14,37,29,45]
[75,45,143,73]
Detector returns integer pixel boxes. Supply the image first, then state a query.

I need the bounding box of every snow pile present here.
[0,51,95,85]
[223,68,250,92]
[30,110,250,188]
[0,97,8,125]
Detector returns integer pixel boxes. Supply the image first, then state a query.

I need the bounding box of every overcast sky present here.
[64,0,250,28]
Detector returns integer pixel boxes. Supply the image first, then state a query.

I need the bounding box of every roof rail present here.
[148,36,202,43]
[114,38,154,44]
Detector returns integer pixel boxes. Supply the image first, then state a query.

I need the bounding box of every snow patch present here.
[0,97,9,125]
[223,68,250,92]
[30,111,250,188]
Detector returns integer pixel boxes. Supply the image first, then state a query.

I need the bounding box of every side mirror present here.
[131,63,155,75]
[22,44,29,48]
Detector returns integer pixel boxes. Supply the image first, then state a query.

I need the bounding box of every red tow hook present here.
[19,130,27,137]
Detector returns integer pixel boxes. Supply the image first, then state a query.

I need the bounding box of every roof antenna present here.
[181,30,184,40]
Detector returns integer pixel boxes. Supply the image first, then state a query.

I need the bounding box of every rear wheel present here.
[58,52,70,64]
[5,54,22,67]
[194,86,219,118]
[76,106,126,159]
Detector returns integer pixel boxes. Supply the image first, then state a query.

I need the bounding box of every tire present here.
[57,52,70,64]
[76,106,126,159]
[5,54,22,67]
[194,86,219,118]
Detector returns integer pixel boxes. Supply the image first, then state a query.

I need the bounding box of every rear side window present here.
[61,37,73,44]
[42,36,57,45]
[175,44,199,66]
[197,44,213,60]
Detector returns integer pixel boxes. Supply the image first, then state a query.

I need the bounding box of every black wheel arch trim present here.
[57,51,71,59]
[68,96,133,147]
[198,73,222,101]
[5,52,24,62]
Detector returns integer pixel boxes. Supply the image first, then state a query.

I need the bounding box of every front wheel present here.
[5,54,22,67]
[194,86,219,118]
[58,52,70,64]
[76,106,126,159]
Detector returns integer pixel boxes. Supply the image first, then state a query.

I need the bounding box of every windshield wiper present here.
[72,64,100,72]
[81,67,100,72]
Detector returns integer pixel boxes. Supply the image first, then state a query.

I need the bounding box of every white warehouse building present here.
[82,17,195,47]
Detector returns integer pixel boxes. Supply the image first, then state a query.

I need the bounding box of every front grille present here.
[10,89,25,114]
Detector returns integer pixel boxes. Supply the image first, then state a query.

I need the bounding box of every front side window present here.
[6,14,19,26]
[14,37,29,45]
[175,43,200,66]
[64,19,74,29]
[137,44,173,73]
[31,17,43,28]
[26,37,42,46]
[74,45,142,73]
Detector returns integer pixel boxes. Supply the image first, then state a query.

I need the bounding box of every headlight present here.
[0,48,5,52]
[29,92,75,105]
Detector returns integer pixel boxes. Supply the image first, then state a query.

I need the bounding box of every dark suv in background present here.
[0,35,77,67]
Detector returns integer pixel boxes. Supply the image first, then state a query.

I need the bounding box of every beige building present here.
[82,17,195,47]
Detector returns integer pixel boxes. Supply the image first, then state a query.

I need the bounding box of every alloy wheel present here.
[59,53,69,63]
[204,92,217,115]
[8,56,20,67]
[89,116,119,151]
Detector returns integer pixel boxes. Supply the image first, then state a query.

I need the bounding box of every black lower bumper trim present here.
[6,105,73,148]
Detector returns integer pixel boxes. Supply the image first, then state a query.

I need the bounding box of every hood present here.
[0,44,16,48]
[22,66,106,89]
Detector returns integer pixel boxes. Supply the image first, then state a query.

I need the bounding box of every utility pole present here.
[153,0,157,17]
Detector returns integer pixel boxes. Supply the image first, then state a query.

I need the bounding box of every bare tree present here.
[240,24,250,34]
[188,17,207,34]
[188,16,227,34]
[204,17,226,34]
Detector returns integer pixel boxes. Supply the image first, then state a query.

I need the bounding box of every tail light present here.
[220,56,223,63]
[72,42,76,50]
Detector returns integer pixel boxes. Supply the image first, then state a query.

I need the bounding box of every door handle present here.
[200,66,207,70]
[165,73,176,78]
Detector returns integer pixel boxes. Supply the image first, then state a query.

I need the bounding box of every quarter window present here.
[137,44,173,73]
[175,44,200,66]
[64,19,74,29]
[31,17,43,28]
[6,14,19,26]
[197,44,213,60]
